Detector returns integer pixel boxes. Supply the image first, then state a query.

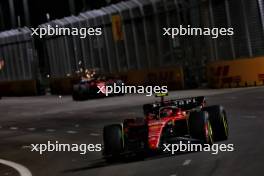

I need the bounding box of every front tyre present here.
[103,124,124,161]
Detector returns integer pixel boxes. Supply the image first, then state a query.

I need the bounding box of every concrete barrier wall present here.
[207,57,264,88]
[0,80,38,96]
[49,67,184,95]
[49,77,79,95]
[117,67,184,90]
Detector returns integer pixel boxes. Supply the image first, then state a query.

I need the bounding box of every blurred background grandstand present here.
[0,0,264,95]
[0,0,126,30]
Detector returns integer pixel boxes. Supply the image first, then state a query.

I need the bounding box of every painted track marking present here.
[46,129,55,132]
[242,115,257,119]
[67,130,78,134]
[0,159,32,176]
[10,127,18,130]
[182,159,191,166]
[27,128,36,131]
[21,146,33,150]
[90,133,100,136]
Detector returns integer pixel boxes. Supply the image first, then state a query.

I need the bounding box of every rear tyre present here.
[72,85,82,101]
[72,85,88,101]
[189,111,213,144]
[203,105,228,141]
[123,118,147,160]
[72,91,81,101]
[103,124,124,161]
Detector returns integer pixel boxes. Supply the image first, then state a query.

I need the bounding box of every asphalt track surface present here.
[0,87,263,176]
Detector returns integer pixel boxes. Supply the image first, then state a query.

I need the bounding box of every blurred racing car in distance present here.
[103,94,228,160]
[72,69,124,101]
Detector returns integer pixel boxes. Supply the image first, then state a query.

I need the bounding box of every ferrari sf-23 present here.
[103,94,228,160]
[72,69,124,101]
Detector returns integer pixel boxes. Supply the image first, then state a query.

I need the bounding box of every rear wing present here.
[143,96,205,115]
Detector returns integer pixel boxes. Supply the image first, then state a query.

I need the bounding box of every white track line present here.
[0,159,32,176]
[182,159,192,166]
[10,127,18,130]
[66,130,78,134]
[27,128,36,131]
[90,133,100,136]
[242,115,257,119]
[21,146,33,150]
[46,129,55,132]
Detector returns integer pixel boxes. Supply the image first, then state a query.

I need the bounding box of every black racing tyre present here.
[103,124,124,157]
[72,91,81,101]
[189,111,213,144]
[72,85,82,101]
[72,85,88,101]
[72,91,85,101]
[202,105,228,141]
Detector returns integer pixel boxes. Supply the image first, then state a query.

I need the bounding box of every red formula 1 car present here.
[72,71,124,101]
[103,95,228,160]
